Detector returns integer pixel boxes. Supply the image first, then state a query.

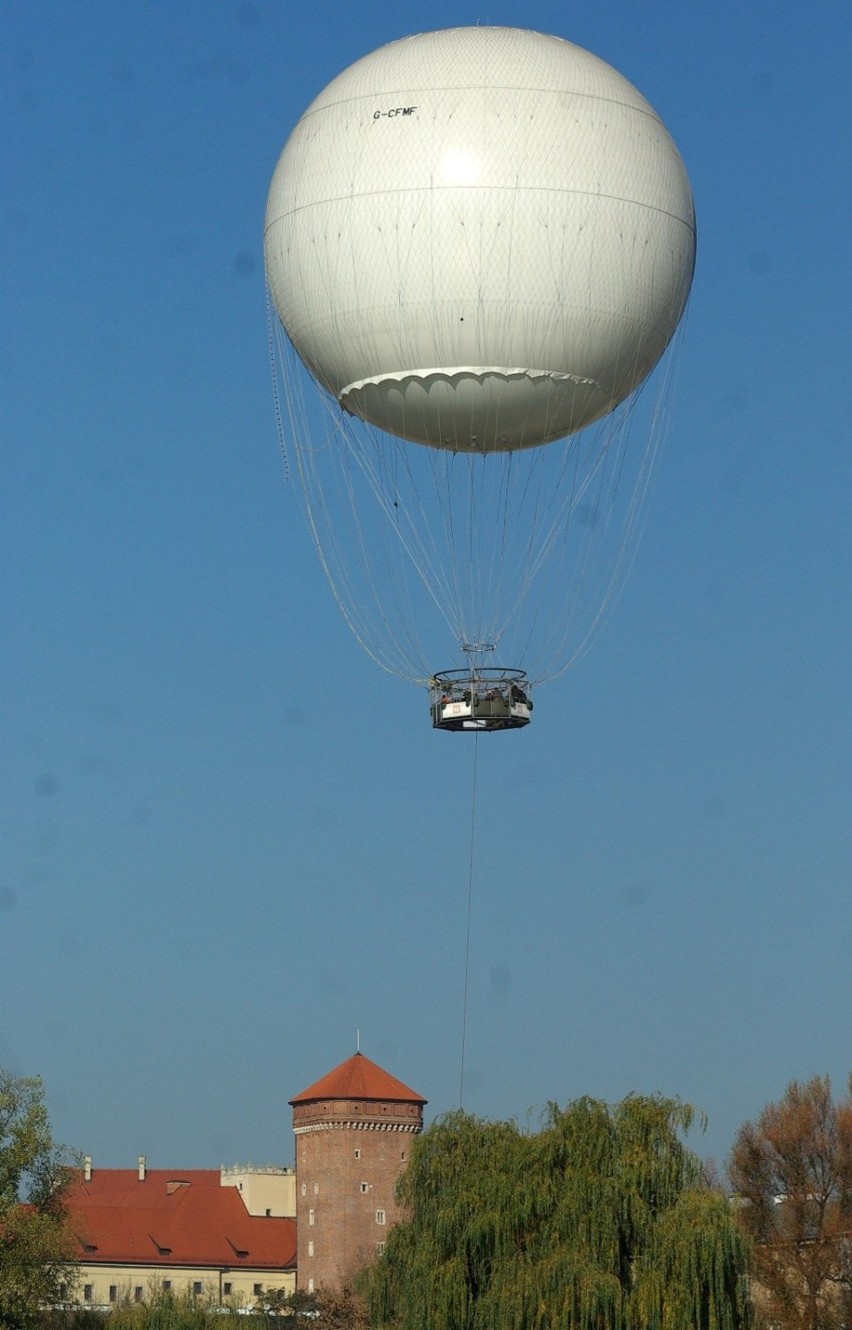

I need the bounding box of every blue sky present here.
[2,0,850,1176]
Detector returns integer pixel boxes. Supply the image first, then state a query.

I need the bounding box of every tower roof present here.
[290,1052,426,1107]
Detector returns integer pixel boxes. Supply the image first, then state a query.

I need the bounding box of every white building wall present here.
[221,1165,296,1217]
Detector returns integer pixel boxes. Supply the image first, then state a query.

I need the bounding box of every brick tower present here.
[290,1051,426,1292]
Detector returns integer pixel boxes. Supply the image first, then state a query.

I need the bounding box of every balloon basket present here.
[429,668,532,732]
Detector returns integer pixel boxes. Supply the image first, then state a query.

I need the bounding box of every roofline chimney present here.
[137,1154,147,1181]
[83,1155,92,1182]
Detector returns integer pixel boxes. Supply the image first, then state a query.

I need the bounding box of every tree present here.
[361,1097,751,1330]
[728,1074,852,1330]
[312,1284,368,1330]
[260,1284,368,1329]
[0,1068,80,1327]
[259,1286,319,1317]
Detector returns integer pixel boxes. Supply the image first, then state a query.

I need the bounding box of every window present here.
[309,1208,315,1225]
[84,1285,93,1303]
[254,1284,263,1296]
[400,1149,407,1161]
[134,1288,143,1304]
[301,1182,307,1195]
[376,1209,386,1225]
[308,1279,315,1293]
[109,1286,117,1303]
[223,1283,232,1296]
[360,1182,370,1193]
[354,1148,361,1159]
[377,1241,386,1255]
[314,1182,319,1194]
[308,1240,314,1256]
[58,1284,67,1301]
[193,1282,203,1297]
[162,1281,172,1292]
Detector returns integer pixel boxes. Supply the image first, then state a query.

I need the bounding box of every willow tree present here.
[361,1097,751,1330]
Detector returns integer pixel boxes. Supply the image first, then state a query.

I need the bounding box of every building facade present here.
[290,1052,426,1292]
[67,1160,297,1309]
[63,1050,425,1307]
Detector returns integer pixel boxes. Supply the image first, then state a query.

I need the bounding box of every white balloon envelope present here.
[265,26,694,453]
[264,27,696,719]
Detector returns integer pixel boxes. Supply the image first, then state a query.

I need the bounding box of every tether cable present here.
[459,731,480,1108]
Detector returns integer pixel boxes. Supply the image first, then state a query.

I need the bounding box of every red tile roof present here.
[290,1052,426,1107]
[67,1170,295,1270]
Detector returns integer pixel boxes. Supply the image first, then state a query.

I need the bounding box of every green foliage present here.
[260,1283,366,1330]
[42,1288,270,1326]
[32,1284,362,1330]
[361,1096,751,1330]
[0,1068,80,1328]
[102,1289,224,1327]
[260,1286,319,1318]
[37,1314,104,1330]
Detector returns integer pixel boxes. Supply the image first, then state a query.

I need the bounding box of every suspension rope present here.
[265,285,289,482]
[459,731,480,1109]
[269,282,686,684]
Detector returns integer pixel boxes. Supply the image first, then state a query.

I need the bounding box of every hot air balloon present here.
[264,26,695,731]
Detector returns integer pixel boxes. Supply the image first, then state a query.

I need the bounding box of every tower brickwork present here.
[290,1052,426,1292]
